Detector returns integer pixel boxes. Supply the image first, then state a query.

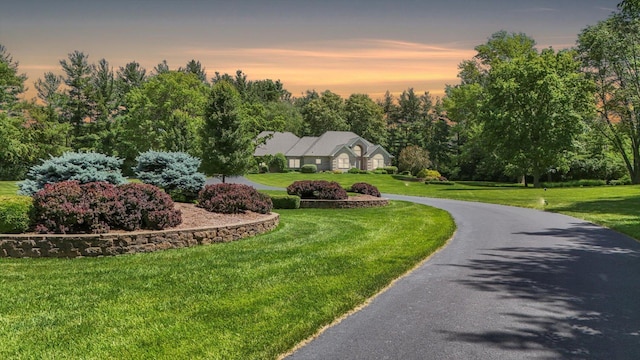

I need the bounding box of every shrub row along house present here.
[255,131,393,172]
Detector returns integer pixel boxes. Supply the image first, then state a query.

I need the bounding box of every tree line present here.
[1,0,639,186]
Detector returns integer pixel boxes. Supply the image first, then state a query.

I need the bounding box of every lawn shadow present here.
[439,222,640,359]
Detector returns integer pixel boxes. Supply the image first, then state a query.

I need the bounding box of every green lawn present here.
[0,181,18,196]
[0,202,454,359]
[247,173,640,240]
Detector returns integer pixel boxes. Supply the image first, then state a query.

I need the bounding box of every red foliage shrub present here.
[32,181,122,234]
[286,180,348,200]
[197,183,273,214]
[349,182,381,197]
[116,183,182,231]
[31,181,181,234]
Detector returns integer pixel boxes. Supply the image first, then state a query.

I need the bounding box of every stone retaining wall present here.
[0,213,279,258]
[300,197,389,209]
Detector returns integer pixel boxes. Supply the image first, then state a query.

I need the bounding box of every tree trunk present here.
[532,169,541,188]
[221,174,226,183]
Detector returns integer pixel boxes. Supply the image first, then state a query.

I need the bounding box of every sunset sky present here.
[1,0,619,100]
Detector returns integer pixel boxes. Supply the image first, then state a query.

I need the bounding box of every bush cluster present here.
[270,194,301,209]
[417,169,442,180]
[348,167,371,174]
[286,180,348,200]
[134,151,206,202]
[300,164,317,173]
[0,196,33,234]
[197,184,273,214]
[381,166,398,174]
[31,181,181,234]
[349,182,381,197]
[540,179,607,188]
[19,152,126,196]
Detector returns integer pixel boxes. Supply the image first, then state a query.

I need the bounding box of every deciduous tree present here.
[577,1,640,183]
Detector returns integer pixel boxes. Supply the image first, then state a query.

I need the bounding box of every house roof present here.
[286,136,319,156]
[254,131,300,156]
[254,131,391,158]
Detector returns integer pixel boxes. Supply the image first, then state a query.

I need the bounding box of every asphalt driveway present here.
[286,194,640,359]
[215,177,640,359]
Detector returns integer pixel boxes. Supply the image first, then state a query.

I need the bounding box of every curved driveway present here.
[285,194,640,359]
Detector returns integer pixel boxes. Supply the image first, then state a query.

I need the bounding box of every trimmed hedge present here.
[0,196,33,233]
[381,166,398,174]
[300,164,317,173]
[286,180,348,200]
[31,181,181,234]
[270,194,301,209]
[197,184,273,214]
[349,182,381,197]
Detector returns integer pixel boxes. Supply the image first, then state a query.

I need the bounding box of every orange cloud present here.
[183,38,474,98]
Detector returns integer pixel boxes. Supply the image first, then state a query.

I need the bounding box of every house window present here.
[315,158,322,165]
[353,145,362,157]
[289,158,300,168]
[337,153,350,169]
[372,154,385,169]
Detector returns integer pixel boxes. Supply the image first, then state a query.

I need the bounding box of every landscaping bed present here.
[0,203,279,258]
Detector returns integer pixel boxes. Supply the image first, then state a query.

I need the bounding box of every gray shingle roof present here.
[253,131,390,158]
[254,131,300,156]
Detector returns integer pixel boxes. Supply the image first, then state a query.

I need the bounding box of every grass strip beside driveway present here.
[247,173,640,240]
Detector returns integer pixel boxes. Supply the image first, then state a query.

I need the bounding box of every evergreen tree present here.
[59,51,95,150]
[180,59,207,84]
[200,80,255,182]
[0,44,27,112]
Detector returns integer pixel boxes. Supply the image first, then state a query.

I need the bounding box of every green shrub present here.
[0,196,33,233]
[417,169,442,180]
[373,169,387,174]
[0,163,28,181]
[134,151,206,202]
[381,166,398,174]
[610,175,632,186]
[270,194,300,209]
[541,179,607,188]
[19,152,126,196]
[300,164,317,173]
[348,167,360,174]
[268,153,288,173]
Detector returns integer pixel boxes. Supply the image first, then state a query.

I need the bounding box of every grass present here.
[247,173,640,240]
[0,181,18,196]
[0,202,454,359]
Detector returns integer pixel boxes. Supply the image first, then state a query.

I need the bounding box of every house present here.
[254,131,393,172]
